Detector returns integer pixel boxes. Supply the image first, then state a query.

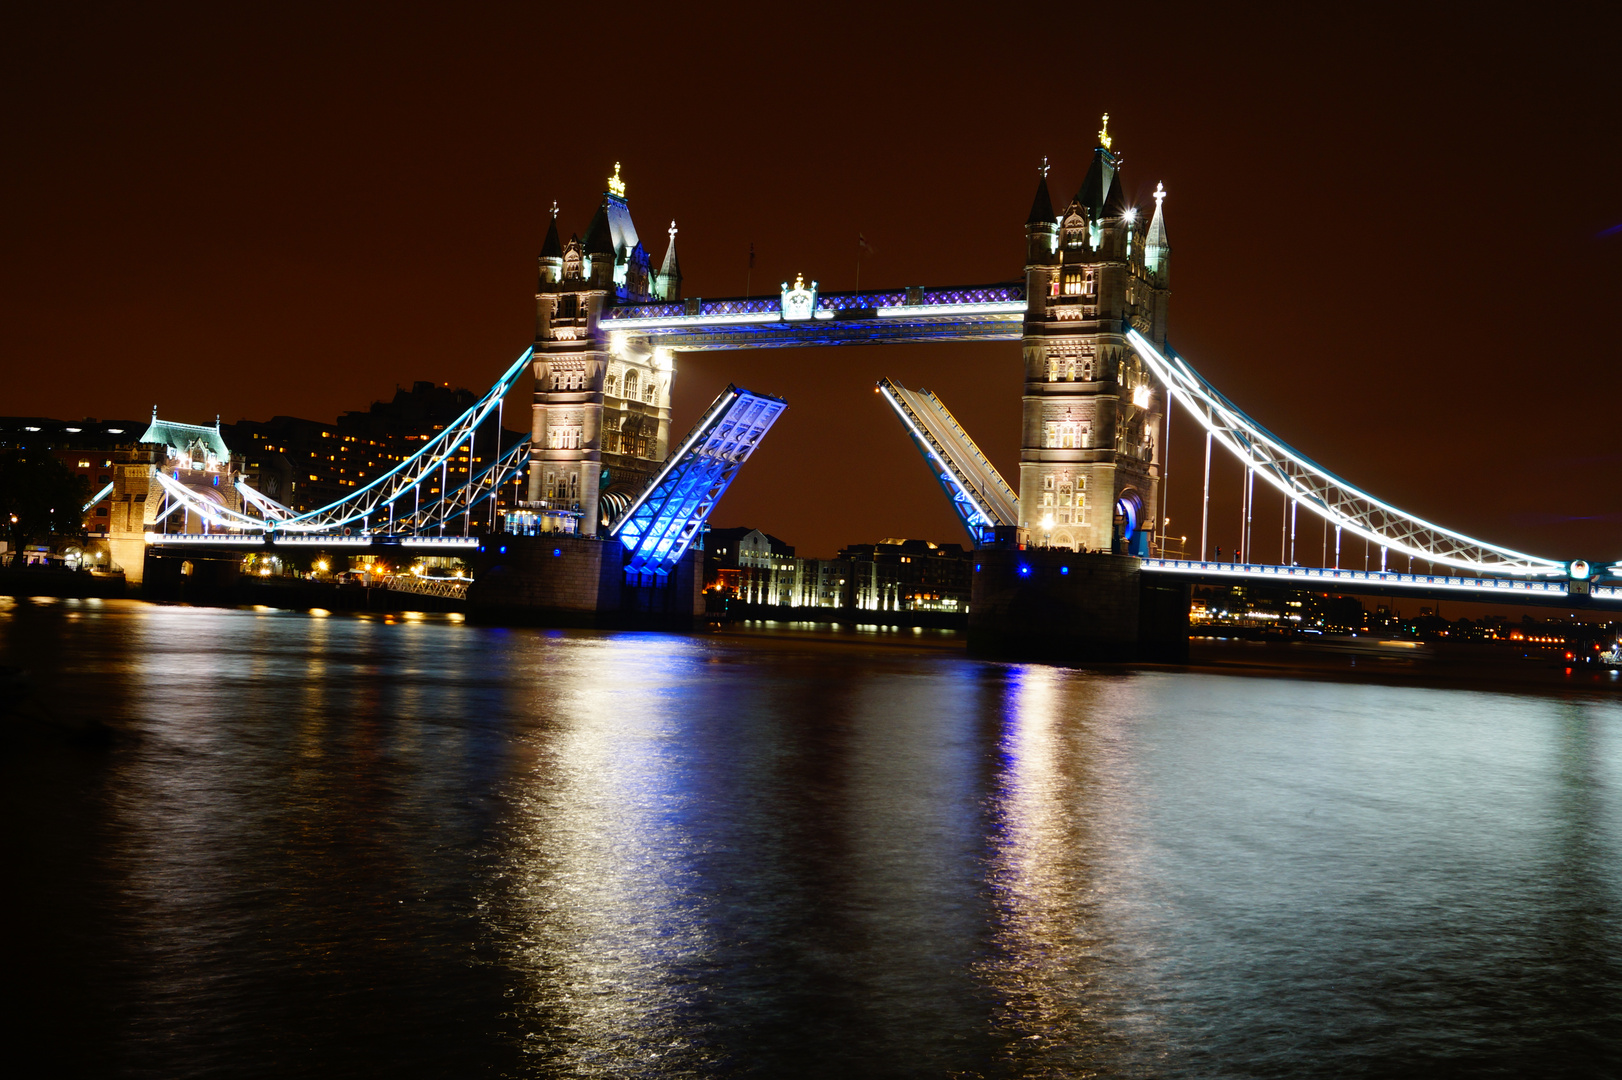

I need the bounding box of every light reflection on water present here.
[3,599,1620,1078]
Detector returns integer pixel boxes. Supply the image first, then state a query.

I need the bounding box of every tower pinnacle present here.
[657,220,682,301]
[1098,113,1112,151]
[607,161,626,198]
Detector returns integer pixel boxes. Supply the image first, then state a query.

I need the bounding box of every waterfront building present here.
[706,531,974,614]
[0,417,155,549]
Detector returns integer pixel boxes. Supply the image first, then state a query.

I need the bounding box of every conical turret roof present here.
[1103,168,1130,218]
[1145,183,1170,273]
[1026,170,1054,225]
[541,209,563,259]
[659,221,681,282]
[1074,147,1117,219]
[583,201,614,256]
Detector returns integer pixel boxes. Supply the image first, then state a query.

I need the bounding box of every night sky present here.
[6,4,1619,563]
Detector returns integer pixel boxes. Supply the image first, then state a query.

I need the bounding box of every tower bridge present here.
[138,123,1619,645]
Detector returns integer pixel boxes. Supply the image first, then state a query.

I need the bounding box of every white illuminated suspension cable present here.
[1126,329,1563,577]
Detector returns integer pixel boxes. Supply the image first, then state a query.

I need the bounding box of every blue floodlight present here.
[1018,564,1032,577]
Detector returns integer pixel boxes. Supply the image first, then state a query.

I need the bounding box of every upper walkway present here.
[601,283,1026,350]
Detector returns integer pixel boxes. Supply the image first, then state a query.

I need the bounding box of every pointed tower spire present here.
[1145,182,1170,278]
[583,200,614,256]
[1026,157,1055,225]
[1103,166,1131,218]
[657,220,683,301]
[1074,113,1119,219]
[541,201,563,259]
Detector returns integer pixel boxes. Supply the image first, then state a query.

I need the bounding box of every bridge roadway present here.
[145,532,481,554]
[1139,558,1622,610]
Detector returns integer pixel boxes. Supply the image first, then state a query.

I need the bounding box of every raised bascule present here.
[141,124,1619,648]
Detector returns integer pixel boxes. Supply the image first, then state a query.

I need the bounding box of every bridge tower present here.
[1019,117,1170,554]
[529,163,681,535]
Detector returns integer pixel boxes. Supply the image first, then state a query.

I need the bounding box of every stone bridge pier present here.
[968,548,1189,664]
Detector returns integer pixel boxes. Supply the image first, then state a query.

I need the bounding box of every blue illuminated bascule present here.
[136,130,1618,642]
[611,386,787,585]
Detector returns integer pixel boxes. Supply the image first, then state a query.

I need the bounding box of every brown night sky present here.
[5,4,1619,563]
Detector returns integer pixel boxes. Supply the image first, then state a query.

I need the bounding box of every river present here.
[4,597,1619,1077]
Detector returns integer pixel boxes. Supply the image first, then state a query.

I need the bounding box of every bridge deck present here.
[611,385,788,582]
[878,378,1017,539]
[1140,558,1620,607]
[146,533,482,552]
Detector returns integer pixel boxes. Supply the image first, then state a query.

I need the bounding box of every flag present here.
[748,242,755,269]
[858,233,876,257]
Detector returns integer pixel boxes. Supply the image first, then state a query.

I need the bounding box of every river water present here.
[4,597,1620,1078]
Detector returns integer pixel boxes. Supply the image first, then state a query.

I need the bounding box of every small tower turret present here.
[1024,159,1058,300]
[539,201,563,286]
[657,220,683,301]
[1144,182,1170,285]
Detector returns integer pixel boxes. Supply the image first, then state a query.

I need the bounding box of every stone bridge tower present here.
[1019,116,1171,554]
[529,163,681,535]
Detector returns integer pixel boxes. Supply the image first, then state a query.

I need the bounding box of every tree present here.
[0,452,91,568]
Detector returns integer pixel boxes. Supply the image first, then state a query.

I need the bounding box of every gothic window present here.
[1064,358,1076,381]
[1047,357,1060,381]
[605,371,618,396]
[1043,476,1055,490]
[1062,268,1083,296]
[547,425,583,449]
[1081,359,1094,381]
[1083,270,1097,297]
[568,474,578,500]
[624,370,639,399]
[643,381,656,404]
[1041,492,1054,507]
